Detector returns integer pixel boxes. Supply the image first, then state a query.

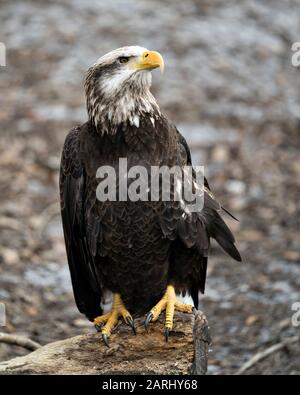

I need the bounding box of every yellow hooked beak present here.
[132,50,164,73]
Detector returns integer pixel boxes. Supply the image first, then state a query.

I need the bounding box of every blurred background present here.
[0,0,299,374]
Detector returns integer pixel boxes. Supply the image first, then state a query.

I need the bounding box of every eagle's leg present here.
[144,285,193,341]
[93,293,135,347]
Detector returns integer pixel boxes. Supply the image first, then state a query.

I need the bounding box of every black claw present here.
[126,317,136,335]
[95,324,101,332]
[144,312,153,332]
[102,333,110,347]
[165,328,170,342]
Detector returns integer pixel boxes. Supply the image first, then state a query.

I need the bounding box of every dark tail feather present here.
[191,285,199,309]
[221,206,239,222]
[191,257,207,308]
[206,211,242,262]
[213,233,242,261]
[199,257,208,293]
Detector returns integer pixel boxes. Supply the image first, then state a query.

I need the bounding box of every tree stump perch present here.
[0,310,211,375]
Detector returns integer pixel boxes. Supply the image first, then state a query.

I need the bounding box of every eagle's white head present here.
[85,46,164,134]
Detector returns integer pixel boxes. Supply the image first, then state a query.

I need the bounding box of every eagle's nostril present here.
[144,53,149,58]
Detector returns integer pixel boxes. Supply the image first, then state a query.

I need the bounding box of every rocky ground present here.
[0,0,299,374]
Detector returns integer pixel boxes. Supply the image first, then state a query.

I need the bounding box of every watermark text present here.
[291,302,300,327]
[95,159,204,213]
[0,303,6,326]
[0,42,6,66]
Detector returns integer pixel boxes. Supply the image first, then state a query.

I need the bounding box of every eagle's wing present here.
[158,127,241,307]
[60,126,102,321]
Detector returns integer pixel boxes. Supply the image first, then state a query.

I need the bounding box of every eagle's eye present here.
[119,56,130,64]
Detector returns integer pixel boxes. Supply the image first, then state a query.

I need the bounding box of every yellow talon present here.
[146,285,193,334]
[175,301,194,314]
[93,293,135,341]
[93,312,111,326]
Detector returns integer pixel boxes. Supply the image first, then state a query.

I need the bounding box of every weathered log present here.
[0,310,211,375]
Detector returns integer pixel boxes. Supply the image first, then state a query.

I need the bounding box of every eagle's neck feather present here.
[86,72,160,135]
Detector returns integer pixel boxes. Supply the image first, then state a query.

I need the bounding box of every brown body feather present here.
[60,114,241,320]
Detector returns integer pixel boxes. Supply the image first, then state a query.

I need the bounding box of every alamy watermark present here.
[96,159,204,213]
[0,42,6,66]
[0,303,6,326]
[291,302,300,327]
[291,42,300,67]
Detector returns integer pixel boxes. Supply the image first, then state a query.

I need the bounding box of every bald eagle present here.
[60,46,241,345]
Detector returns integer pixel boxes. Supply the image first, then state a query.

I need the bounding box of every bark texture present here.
[0,310,210,375]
